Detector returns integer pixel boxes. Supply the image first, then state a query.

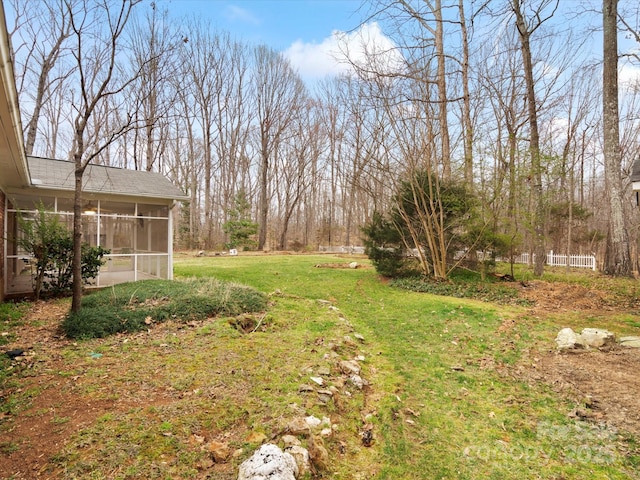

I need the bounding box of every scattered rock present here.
[286,418,310,436]
[298,384,315,393]
[285,445,311,476]
[556,327,617,350]
[349,374,365,389]
[339,359,361,376]
[206,440,231,463]
[349,262,358,269]
[317,389,334,404]
[282,435,301,448]
[305,415,322,428]
[237,444,298,480]
[620,336,640,348]
[579,328,616,348]
[342,336,357,348]
[556,327,579,350]
[317,366,331,376]
[309,376,324,386]
[354,333,365,342]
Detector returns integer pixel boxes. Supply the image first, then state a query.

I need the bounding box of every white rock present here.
[305,415,322,428]
[349,262,358,269]
[555,328,579,350]
[578,328,616,348]
[237,444,298,480]
[309,376,324,386]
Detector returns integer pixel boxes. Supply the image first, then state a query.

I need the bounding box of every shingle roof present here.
[27,156,188,200]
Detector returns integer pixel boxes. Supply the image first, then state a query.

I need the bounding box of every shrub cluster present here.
[391,275,532,306]
[62,278,267,339]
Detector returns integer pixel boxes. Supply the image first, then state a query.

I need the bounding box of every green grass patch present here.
[62,278,266,339]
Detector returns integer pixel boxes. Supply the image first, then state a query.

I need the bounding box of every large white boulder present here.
[555,327,579,350]
[578,328,616,348]
[237,444,298,480]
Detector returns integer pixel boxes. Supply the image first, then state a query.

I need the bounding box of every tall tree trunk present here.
[602,0,632,275]
[513,0,547,277]
[459,0,473,188]
[257,137,269,250]
[434,0,450,178]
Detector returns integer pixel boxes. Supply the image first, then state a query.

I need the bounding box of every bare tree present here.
[512,0,559,276]
[127,1,179,172]
[67,0,144,312]
[9,0,74,156]
[252,45,305,250]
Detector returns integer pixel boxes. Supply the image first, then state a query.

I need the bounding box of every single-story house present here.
[0,3,188,301]
[631,158,640,206]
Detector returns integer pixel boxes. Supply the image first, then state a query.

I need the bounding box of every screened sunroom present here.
[3,156,188,296]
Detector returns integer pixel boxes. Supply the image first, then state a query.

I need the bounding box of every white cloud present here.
[283,22,403,81]
[224,5,261,26]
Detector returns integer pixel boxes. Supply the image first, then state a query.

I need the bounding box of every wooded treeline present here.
[7,0,640,269]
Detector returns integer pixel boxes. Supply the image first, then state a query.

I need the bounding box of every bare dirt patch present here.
[516,279,613,312]
[0,301,117,479]
[512,280,640,438]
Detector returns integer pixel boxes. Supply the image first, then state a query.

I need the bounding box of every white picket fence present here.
[506,251,597,271]
[319,245,366,254]
[319,246,597,271]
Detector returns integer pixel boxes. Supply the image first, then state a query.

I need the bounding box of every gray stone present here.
[339,359,361,375]
[555,328,579,350]
[237,444,298,480]
[579,328,616,348]
[349,374,366,389]
[620,336,640,348]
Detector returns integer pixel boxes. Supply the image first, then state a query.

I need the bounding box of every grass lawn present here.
[1,253,638,479]
[174,253,638,479]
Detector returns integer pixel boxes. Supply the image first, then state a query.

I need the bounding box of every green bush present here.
[62,278,267,339]
[16,204,109,298]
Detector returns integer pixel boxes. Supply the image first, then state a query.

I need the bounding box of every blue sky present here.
[166,0,363,49]
[163,0,370,81]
